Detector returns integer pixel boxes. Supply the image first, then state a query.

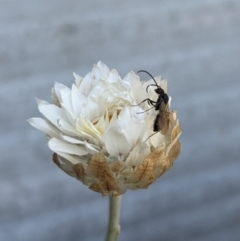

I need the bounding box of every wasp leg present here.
[137,105,155,114]
[138,98,157,107]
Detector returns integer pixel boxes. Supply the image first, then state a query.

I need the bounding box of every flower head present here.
[29,62,181,196]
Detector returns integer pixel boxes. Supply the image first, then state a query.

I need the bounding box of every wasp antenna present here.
[137,70,158,86]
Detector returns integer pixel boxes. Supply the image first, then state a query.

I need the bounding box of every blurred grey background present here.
[0,0,240,241]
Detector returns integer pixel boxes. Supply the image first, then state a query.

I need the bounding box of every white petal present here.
[51,87,60,107]
[57,119,79,136]
[58,85,73,113]
[78,72,94,96]
[108,69,120,83]
[35,98,49,105]
[75,119,101,146]
[123,71,147,105]
[38,101,70,126]
[97,61,110,75]
[94,61,110,81]
[104,109,118,132]
[37,101,81,137]
[60,135,99,155]
[61,106,77,126]
[85,98,101,121]
[123,71,140,86]
[103,124,131,156]
[48,138,88,156]
[60,134,85,144]
[94,114,107,134]
[53,82,71,104]
[71,84,86,117]
[84,141,100,155]
[116,107,147,147]
[125,143,150,167]
[28,118,60,138]
[73,72,83,87]
[76,116,102,140]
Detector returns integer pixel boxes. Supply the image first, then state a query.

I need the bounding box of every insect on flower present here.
[137,70,170,135]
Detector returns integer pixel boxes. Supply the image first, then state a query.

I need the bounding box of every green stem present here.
[105,196,122,241]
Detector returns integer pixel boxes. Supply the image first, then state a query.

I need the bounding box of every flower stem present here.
[105,196,122,241]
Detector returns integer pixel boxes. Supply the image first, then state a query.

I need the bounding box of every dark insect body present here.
[137,70,170,135]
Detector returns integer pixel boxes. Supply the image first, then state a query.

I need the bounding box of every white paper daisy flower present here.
[29,61,181,196]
